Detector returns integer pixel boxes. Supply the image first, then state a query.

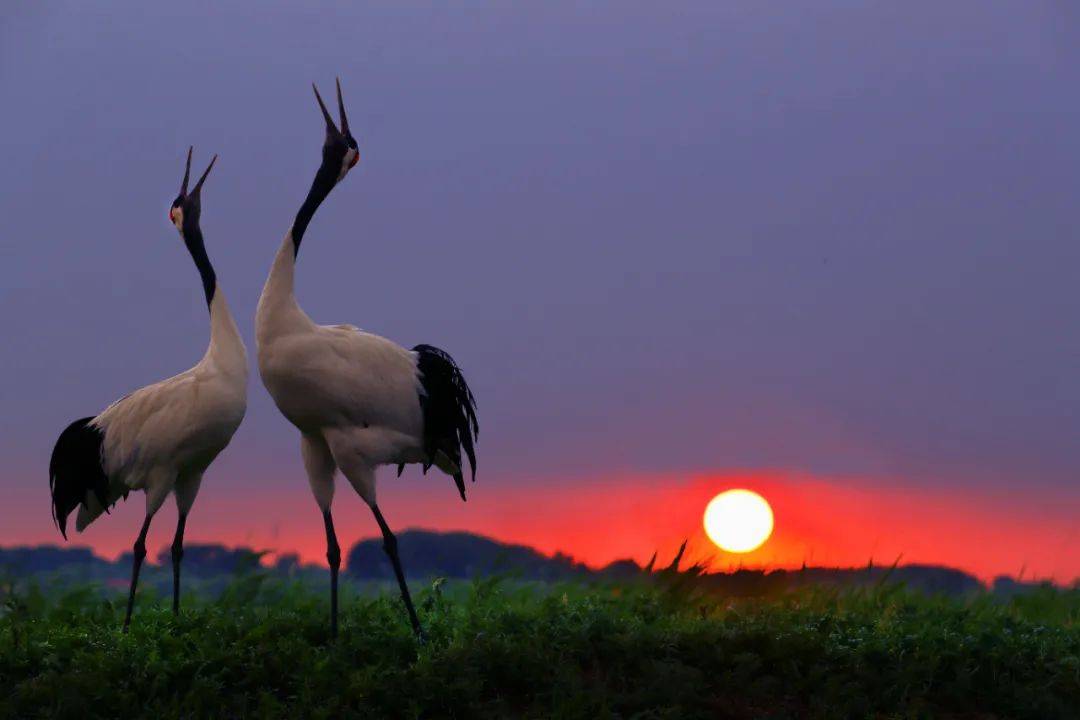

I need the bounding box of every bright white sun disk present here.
[703,489,774,553]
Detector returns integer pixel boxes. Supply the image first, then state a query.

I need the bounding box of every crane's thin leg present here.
[171,512,188,616]
[323,510,341,639]
[371,504,424,641]
[123,515,154,633]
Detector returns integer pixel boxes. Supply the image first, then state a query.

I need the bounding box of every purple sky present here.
[2,2,1078,549]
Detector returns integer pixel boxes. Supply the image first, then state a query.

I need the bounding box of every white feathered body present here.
[249,84,477,639]
[77,290,248,530]
[256,235,425,479]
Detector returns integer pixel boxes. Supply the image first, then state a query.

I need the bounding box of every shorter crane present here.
[49,149,248,630]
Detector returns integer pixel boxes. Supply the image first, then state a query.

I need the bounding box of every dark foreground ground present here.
[0,576,1077,719]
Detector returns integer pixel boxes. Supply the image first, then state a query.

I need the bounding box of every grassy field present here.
[0,574,1077,719]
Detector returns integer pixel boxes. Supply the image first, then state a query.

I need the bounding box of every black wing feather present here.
[413,344,479,501]
[48,417,109,540]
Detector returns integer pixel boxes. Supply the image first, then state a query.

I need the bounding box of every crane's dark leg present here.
[171,512,188,615]
[323,510,341,639]
[122,515,154,632]
[371,504,424,641]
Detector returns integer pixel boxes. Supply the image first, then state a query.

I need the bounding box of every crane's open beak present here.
[179,147,217,199]
[313,78,354,144]
[313,82,341,139]
[171,149,216,227]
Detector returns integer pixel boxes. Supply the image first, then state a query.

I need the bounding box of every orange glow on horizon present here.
[5,469,1078,584]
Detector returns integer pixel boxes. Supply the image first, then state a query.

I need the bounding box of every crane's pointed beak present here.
[313,83,340,138]
[336,77,350,138]
[191,154,217,196]
[180,146,193,195]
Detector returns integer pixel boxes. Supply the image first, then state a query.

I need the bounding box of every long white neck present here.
[255,230,314,347]
[257,157,339,348]
[203,288,248,379]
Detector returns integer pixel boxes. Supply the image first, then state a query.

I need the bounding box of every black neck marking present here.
[181,223,217,308]
[292,145,346,256]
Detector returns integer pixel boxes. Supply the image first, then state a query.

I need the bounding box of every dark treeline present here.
[0,530,1063,597]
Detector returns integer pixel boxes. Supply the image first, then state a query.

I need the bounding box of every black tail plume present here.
[413,344,479,501]
[49,418,108,540]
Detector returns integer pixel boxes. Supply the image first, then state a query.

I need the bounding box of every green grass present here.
[0,576,1077,719]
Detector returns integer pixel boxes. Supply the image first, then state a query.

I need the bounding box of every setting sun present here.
[703,489,774,553]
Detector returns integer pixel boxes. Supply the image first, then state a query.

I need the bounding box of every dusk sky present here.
[2,2,1078,581]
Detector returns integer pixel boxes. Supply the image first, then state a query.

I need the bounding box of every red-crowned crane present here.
[48,150,248,631]
[255,80,478,640]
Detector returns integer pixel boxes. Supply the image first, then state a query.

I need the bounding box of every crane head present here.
[169,147,217,236]
[312,78,359,184]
